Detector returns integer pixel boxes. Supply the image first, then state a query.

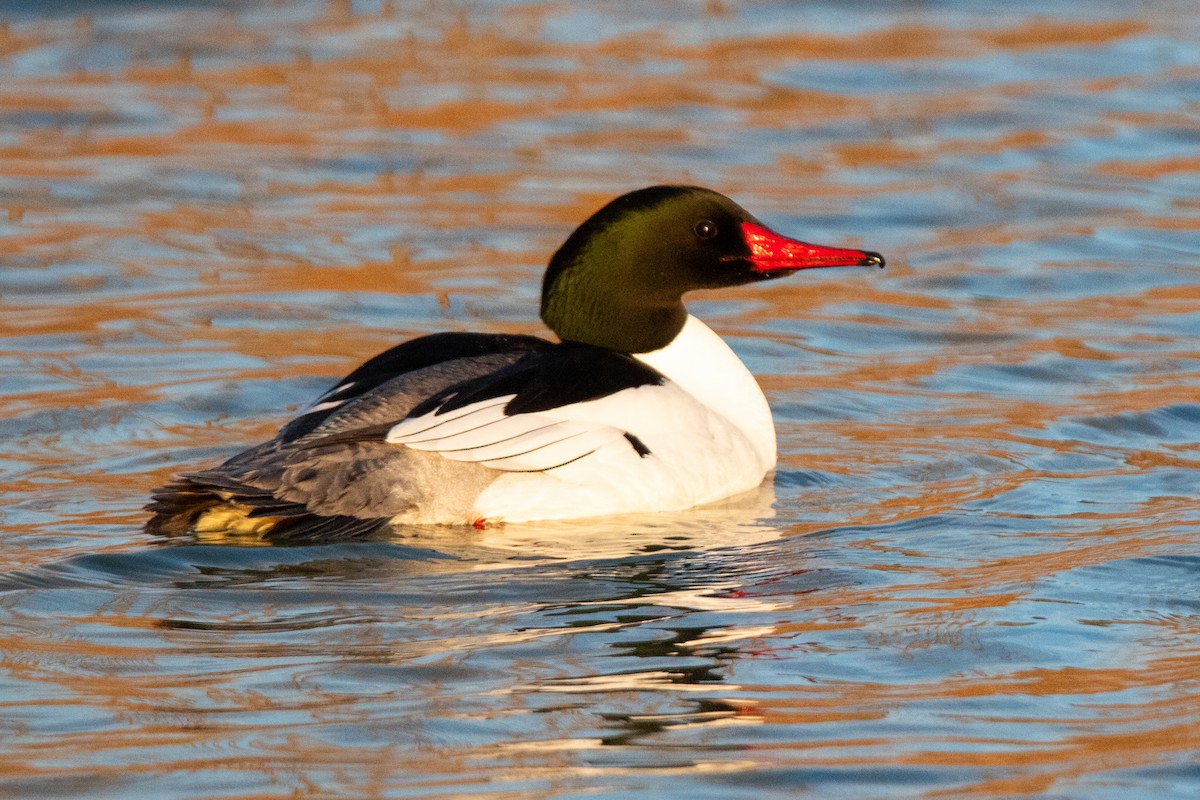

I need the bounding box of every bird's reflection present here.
[128,481,798,752]
[466,485,793,749]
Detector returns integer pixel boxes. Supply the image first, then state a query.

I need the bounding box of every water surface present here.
[1,1,1198,797]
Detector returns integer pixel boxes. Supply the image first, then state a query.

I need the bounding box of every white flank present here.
[633,314,776,469]
[383,314,777,524]
[470,377,766,522]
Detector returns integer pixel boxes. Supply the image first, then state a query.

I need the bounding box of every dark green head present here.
[540,185,884,353]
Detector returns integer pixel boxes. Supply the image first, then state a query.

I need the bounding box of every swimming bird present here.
[146,185,884,540]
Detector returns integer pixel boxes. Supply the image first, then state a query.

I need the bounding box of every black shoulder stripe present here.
[623,432,652,457]
[328,332,550,402]
[408,342,666,420]
[281,332,550,440]
[504,344,665,416]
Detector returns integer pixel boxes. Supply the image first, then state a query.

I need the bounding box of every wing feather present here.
[377,343,668,474]
[388,396,515,441]
[147,337,672,538]
[389,404,607,468]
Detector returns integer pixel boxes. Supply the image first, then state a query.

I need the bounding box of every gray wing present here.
[146,351,530,539]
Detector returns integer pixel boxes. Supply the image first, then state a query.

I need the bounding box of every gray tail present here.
[144,476,390,542]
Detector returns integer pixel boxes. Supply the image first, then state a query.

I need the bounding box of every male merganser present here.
[146,185,884,540]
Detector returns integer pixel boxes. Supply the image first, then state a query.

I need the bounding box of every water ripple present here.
[1,0,1198,798]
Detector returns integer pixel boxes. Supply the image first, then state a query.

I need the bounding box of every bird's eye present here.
[694,219,718,239]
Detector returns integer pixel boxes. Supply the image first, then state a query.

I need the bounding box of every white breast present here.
[464,315,776,523]
[634,314,777,469]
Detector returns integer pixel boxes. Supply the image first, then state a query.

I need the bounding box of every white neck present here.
[634,314,776,470]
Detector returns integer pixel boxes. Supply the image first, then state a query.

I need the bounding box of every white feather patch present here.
[303,399,348,415]
[388,396,514,441]
[386,394,631,472]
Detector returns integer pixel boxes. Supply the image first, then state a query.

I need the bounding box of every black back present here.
[280,332,551,441]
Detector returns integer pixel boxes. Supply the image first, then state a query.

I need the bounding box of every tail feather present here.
[144,476,389,542]
[144,479,225,537]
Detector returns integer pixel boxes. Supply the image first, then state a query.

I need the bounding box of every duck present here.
[146,185,884,540]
